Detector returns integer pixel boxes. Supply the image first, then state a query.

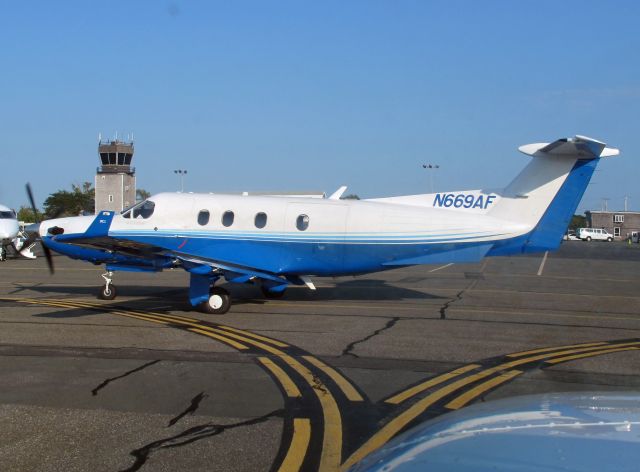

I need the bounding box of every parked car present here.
[563,230,579,241]
[576,227,614,242]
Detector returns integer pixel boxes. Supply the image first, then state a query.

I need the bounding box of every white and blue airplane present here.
[0,204,19,261]
[0,204,37,261]
[31,135,618,314]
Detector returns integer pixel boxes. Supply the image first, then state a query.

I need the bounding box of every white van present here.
[576,227,614,242]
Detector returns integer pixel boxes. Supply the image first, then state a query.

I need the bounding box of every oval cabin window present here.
[197,210,210,226]
[296,214,309,231]
[255,212,267,229]
[222,211,235,227]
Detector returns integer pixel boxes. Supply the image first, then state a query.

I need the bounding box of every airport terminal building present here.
[585,210,640,240]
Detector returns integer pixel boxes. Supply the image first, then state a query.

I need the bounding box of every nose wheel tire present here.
[99,284,117,300]
[200,287,231,315]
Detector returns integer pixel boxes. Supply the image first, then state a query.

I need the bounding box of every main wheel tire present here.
[586,236,592,242]
[261,285,286,299]
[98,284,117,300]
[200,287,231,314]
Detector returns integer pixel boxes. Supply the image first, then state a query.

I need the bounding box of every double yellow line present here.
[341,339,640,469]
[5,296,639,472]
[0,297,359,472]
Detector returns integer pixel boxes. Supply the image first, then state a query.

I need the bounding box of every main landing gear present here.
[98,271,117,300]
[199,286,231,315]
[189,273,231,315]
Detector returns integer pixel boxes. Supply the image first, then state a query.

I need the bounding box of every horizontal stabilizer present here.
[519,135,619,160]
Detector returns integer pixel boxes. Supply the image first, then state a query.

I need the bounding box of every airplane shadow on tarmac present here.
[15,278,442,317]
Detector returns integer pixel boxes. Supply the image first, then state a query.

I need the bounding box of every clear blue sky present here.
[1,1,639,214]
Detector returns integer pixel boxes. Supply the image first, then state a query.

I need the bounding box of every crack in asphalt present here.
[311,373,329,394]
[91,360,161,396]
[439,290,465,320]
[168,392,208,427]
[342,317,401,358]
[120,409,285,472]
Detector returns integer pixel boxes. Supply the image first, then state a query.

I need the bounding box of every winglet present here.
[328,186,348,200]
[83,211,116,238]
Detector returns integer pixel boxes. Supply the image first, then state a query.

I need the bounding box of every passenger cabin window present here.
[197,210,210,226]
[296,214,309,231]
[255,212,267,229]
[222,211,234,227]
[122,200,155,219]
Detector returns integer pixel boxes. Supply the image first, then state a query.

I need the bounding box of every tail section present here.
[489,135,619,254]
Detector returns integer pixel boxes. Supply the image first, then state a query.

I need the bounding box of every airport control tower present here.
[94,139,136,213]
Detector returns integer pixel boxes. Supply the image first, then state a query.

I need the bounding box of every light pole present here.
[422,164,440,193]
[174,169,187,192]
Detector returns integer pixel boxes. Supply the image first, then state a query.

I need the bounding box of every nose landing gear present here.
[98,271,117,300]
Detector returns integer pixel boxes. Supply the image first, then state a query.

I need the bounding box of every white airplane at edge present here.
[0,204,36,261]
[31,135,618,314]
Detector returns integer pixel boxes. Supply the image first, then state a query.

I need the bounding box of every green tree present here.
[17,205,43,223]
[43,182,95,218]
[342,194,360,200]
[136,188,151,202]
[569,214,586,230]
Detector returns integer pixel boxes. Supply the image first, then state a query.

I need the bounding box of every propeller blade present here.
[26,183,38,220]
[24,183,55,274]
[42,244,54,275]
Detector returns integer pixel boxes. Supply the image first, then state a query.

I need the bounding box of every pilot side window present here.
[0,211,16,219]
[222,211,234,227]
[254,212,267,229]
[197,210,210,226]
[122,200,155,219]
[296,214,309,231]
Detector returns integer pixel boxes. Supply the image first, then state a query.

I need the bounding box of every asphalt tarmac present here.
[1,241,639,471]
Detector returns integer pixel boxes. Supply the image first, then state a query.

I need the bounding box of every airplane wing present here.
[45,211,292,291]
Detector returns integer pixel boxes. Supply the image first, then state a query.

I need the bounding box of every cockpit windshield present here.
[121,200,155,219]
[0,210,16,219]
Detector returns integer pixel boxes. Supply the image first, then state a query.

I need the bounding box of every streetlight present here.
[422,164,440,193]
[174,169,187,192]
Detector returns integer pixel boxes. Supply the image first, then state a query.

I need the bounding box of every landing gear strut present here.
[98,271,117,300]
[199,286,231,314]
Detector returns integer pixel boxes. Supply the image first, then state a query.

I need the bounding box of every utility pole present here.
[174,169,187,192]
[602,198,610,212]
[422,164,440,193]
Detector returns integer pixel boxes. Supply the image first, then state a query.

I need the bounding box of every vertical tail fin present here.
[489,135,619,254]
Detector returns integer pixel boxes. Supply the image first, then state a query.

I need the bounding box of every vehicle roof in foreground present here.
[352,392,640,472]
